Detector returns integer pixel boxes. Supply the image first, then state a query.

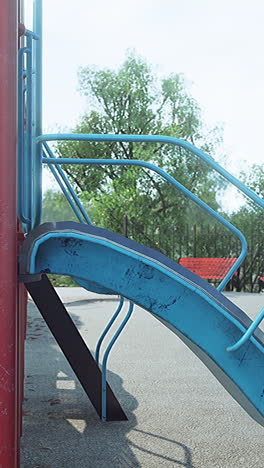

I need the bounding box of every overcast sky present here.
[25,0,264,196]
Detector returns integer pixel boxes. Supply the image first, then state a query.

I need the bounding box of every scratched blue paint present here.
[25,230,264,426]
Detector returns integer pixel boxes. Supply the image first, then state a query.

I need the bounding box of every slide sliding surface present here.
[20,222,264,427]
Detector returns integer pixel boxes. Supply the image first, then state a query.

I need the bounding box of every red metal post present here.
[0,1,19,466]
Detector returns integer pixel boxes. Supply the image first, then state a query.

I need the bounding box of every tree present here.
[239,163,264,199]
[226,164,264,291]
[42,189,77,222]
[53,53,225,257]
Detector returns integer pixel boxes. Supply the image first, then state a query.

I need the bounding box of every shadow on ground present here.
[21,298,198,468]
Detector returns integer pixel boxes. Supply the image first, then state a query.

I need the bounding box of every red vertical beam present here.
[0,1,19,467]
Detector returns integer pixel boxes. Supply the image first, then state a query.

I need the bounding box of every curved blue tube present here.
[227,308,264,352]
[95,297,125,365]
[101,301,134,422]
[37,133,264,209]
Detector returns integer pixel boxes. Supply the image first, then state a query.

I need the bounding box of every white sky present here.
[25,0,264,196]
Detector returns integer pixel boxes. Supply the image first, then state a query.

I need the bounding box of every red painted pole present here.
[0,0,19,466]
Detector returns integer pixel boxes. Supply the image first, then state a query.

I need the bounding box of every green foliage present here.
[42,189,94,223]
[42,189,78,222]
[240,164,264,198]
[54,53,225,251]
[48,274,76,287]
[226,163,264,290]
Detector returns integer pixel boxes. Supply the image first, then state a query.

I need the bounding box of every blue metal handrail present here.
[26,33,33,228]
[32,0,43,228]
[17,19,42,230]
[95,297,125,365]
[37,133,264,209]
[227,307,264,352]
[25,29,39,40]
[18,46,31,224]
[18,30,40,228]
[43,143,92,224]
[41,141,249,292]
[101,300,134,422]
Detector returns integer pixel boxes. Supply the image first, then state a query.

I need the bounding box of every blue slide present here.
[20,221,264,427]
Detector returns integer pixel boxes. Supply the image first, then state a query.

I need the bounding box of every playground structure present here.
[0,0,264,466]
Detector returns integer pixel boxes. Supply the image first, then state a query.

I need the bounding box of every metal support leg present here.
[95,297,125,365]
[101,301,134,422]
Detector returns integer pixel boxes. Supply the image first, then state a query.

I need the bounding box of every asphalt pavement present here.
[21,289,264,468]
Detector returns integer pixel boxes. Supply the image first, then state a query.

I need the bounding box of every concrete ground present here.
[21,290,264,468]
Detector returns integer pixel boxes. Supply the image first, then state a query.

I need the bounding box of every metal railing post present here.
[32,0,42,228]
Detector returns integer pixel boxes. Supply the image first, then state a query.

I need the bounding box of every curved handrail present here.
[37,133,264,209]
[42,147,248,291]
[95,297,125,365]
[227,307,264,352]
[101,300,134,421]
